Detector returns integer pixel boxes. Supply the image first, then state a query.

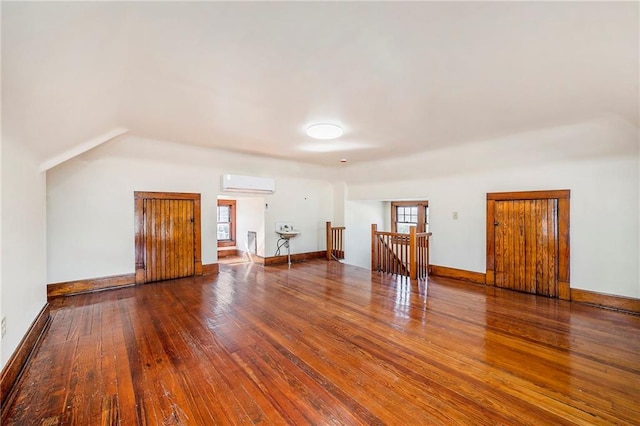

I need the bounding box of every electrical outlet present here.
[1,317,6,339]
[452,211,459,220]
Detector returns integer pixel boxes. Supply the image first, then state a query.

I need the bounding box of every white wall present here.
[343,200,390,270]
[1,139,47,368]
[235,197,266,257]
[263,178,333,257]
[47,136,335,283]
[342,117,640,298]
[332,181,347,227]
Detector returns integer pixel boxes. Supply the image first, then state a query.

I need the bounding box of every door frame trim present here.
[486,190,570,300]
[134,191,202,284]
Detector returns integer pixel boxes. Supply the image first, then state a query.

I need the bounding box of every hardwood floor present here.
[4,260,640,425]
[217,254,253,265]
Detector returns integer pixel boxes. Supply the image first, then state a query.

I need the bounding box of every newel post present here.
[326,221,333,261]
[409,227,417,280]
[371,224,377,271]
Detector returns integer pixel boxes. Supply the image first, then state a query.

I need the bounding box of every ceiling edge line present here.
[39,127,129,172]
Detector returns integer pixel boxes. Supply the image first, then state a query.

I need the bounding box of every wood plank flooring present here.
[4,260,640,425]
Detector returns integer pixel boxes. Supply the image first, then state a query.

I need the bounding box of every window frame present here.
[217,199,236,247]
[391,201,429,234]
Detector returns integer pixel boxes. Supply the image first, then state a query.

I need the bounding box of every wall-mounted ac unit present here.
[221,174,275,194]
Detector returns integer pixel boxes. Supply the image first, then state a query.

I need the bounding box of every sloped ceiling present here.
[2,1,638,167]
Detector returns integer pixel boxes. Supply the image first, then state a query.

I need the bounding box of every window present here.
[217,200,236,247]
[392,201,428,234]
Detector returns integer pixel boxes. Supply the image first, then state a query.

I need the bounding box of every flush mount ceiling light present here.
[306,123,343,140]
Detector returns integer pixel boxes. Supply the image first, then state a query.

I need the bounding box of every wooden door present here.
[487,190,570,300]
[134,192,202,284]
[494,199,558,296]
[143,199,194,282]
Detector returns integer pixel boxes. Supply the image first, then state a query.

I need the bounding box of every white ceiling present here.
[2,2,638,167]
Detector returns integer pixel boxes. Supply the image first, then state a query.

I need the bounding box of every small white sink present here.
[276,230,300,239]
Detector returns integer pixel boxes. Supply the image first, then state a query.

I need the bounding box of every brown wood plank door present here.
[494,199,558,297]
[143,198,195,283]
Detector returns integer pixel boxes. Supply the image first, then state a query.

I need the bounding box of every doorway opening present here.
[217,195,265,265]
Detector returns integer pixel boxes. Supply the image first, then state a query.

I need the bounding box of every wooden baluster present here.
[380,235,384,273]
[401,236,404,276]
[334,228,338,258]
[427,234,430,276]
[386,235,390,274]
[377,236,380,272]
[384,235,388,274]
[332,229,336,257]
[422,236,426,278]
[393,237,397,275]
[410,227,417,280]
[391,236,393,274]
[409,236,412,278]
[379,234,382,272]
[416,235,420,278]
[397,237,400,276]
[426,235,430,277]
[399,236,403,276]
[417,236,421,278]
[420,236,425,278]
[404,236,408,277]
[389,236,393,275]
[399,237,403,276]
[406,236,418,272]
[379,234,383,273]
[382,235,391,272]
[333,229,336,257]
[393,235,399,277]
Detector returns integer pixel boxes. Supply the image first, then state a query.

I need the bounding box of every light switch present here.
[452,211,458,220]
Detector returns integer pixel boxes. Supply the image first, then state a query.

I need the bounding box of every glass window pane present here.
[425,207,429,232]
[397,223,416,234]
[397,206,418,224]
[217,224,230,240]
[217,206,230,222]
